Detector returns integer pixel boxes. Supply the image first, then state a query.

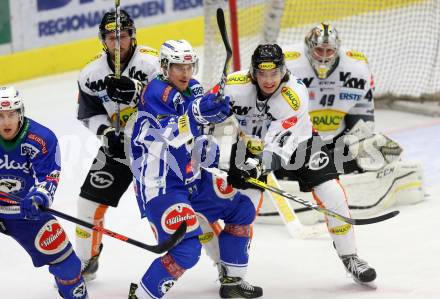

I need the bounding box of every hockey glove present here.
[227,157,263,189]
[105,75,143,105]
[189,93,230,125]
[20,186,51,220]
[99,125,125,158]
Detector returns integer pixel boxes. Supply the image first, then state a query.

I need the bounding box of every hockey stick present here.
[203,168,399,225]
[215,8,233,97]
[114,0,122,136]
[0,192,187,254]
[258,169,419,217]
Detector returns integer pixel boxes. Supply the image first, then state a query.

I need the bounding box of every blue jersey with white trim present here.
[0,118,60,218]
[130,77,204,211]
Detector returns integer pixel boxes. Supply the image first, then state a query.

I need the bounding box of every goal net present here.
[203,0,440,102]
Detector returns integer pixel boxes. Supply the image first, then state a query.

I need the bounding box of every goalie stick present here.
[203,168,399,225]
[0,192,187,254]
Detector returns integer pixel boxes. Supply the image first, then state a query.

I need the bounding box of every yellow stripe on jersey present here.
[346,50,368,63]
[111,106,137,128]
[284,51,301,61]
[281,86,301,111]
[226,73,252,85]
[309,109,346,132]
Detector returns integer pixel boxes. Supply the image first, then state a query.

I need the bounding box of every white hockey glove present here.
[344,120,403,171]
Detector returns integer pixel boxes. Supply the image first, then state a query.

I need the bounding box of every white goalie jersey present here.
[283,42,375,140]
[77,46,160,135]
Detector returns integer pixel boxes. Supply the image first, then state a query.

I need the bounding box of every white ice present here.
[1,71,440,299]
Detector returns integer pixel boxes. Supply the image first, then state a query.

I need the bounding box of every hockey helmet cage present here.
[0,86,25,125]
[305,22,341,79]
[160,39,199,79]
[99,10,136,45]
[250,44,286,79]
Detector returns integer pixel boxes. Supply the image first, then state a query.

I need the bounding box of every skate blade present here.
[353,277,377,289]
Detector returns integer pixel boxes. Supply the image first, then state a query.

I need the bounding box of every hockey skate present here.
[219,276,263,298]
[341,254,377,288]
[81,244,103,282]
[128,283,138,299]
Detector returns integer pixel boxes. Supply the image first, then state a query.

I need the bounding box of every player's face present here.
[255,68,283,95]
[168,63,194,92]
[311,44,337,63]
[0,110,20,141]
[104,30,133,63]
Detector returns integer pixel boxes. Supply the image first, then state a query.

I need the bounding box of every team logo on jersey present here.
[0,175,25,194]
[346,50,368,63]
[213,176,237,199]
[258,62,276,70]
[281,116,298,129]
[28,133,48,154]
[161,203,199,234]
[284,51,301,61]
[21,143,40,159]
[89,171,114,189]
[139,48,159,57]
[281,87,301,111]
[309,110,346,132]
[35,219,69,254]
[111,106,137,128]
[226,74,251,85]
[329,223,352,235]
[307,151,330,170]
[340,72,367,90]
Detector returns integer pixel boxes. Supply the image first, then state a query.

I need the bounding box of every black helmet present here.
[250,44,286,79]
[99,9,136,41]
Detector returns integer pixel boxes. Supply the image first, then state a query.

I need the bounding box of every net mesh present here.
[203,0,440,100]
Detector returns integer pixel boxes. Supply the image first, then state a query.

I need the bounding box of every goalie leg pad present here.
[313,180,357,256]
[50,253,88,299]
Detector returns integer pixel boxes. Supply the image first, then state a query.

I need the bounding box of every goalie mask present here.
[159,39,199,80]
[99,9,137,51]
[0,86,25,127]
[250,44,287,80]
[305,23,341,79]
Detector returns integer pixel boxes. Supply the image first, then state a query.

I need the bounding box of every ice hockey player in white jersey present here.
[220,44,377,286]
[75,9,159,281]
[281,23,402,174]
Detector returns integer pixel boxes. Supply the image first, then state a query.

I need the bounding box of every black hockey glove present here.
[227,157,263,190]
[98,125,125,158]
[105,75,143,105]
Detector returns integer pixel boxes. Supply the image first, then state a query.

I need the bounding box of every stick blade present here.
[151,221,188,254]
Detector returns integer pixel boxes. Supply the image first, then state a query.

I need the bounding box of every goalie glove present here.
[105,75,143,105]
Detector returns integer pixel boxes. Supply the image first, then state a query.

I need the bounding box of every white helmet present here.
[160,39,198,79]
[305,23,341,79]
[0,86,25,124]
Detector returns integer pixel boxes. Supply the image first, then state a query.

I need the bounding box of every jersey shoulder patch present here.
[346,50,368,63]
[226,73,251,85]
[284,51,301,61]
[280,86,301,111]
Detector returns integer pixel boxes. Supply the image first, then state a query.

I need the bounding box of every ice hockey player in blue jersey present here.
[75,9,160,281]
[106,39,263,298]
[0,86,88,299]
